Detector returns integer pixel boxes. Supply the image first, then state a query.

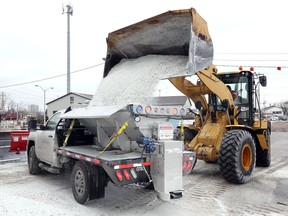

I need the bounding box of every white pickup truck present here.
[26,7,212,204]
[27,101,196,204]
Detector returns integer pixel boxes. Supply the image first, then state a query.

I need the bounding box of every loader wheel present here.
[219,130,255,184]
[28,146,41,175]
[72,161,89,204]
[256,132,271,167]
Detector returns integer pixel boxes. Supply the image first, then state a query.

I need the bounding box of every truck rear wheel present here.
[219,130,256,184]
[72,161,89,204]
[256,132,271,167]
[28,146,41,175]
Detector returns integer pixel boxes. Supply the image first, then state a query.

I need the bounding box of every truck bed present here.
[61,145,143,161]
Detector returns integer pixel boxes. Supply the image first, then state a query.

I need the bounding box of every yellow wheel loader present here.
[170,67,270,184]
[103,8,271,184]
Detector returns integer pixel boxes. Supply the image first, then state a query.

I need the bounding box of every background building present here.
[46,92,93,119]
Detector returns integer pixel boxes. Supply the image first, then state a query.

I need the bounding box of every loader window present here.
[217,72,254,126]
[227,83,248,105]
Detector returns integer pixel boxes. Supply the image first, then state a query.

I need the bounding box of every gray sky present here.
[0,0,287,111]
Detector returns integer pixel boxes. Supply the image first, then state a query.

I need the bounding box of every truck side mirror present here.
[259,75,267,87]
[28,119,37,131]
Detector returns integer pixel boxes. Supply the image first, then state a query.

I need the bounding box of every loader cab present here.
[216,71,254,126]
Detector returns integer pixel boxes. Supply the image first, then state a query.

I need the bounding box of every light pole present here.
[62,4,73,94]
[35,85,53,125]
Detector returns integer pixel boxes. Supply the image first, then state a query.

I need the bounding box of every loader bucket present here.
[103,8,213,78]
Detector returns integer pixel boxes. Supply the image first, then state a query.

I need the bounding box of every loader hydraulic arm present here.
[169,64,234,110]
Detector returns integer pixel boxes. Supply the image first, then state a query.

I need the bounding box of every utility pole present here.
[62,4,73,94]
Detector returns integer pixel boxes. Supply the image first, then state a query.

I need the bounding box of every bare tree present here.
[279,101,288,116]
[7,99,16,113]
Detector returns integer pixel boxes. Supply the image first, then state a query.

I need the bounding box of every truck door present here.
[36,112,62,164]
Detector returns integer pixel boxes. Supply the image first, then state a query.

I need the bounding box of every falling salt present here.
[89,55,188,106]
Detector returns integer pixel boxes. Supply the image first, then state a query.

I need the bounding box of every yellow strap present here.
[180,119,184,142]
[96,121,129,159]
[64,120,75,146]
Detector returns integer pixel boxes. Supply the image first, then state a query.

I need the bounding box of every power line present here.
[215,59,288,62]
[0,63,104,89]
[216,64,288,68]
[216,53,288,55]
[1,60,287,90]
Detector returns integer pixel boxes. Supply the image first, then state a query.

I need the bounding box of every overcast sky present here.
[0,0,287,111]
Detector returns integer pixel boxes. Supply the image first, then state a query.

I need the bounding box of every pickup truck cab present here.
[27,110,65,174]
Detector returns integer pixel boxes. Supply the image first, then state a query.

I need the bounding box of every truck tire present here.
[28,146,41,175]
[72,161,89,204]
[256,132,271,167]
[219,130,255,184]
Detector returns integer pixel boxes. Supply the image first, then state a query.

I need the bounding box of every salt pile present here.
[89,55,188,106]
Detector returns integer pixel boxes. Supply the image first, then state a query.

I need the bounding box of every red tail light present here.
[186,161,193,171]
[123,169,131,180]
[116,171,123,181]
[182,162,187,171]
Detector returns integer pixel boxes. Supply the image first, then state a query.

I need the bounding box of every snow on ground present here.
[1,132,288,215]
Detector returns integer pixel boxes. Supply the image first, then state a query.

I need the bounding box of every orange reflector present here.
[172,108,178,115]
[123,169,131,180]
[145,106,151,113]
[116,171,123,181]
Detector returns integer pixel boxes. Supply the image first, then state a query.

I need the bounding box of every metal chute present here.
[103,8,213,78]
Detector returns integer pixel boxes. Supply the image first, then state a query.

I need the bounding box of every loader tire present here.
[219,130,255,184]
[28,146,41,175]
[72,161,89,204]
[256,132,271,167]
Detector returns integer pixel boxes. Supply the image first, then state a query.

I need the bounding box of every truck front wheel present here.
[72,161,89,204]
[28,146,41,175]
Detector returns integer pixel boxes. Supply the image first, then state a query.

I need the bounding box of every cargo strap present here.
[96,120,129,159]
[180,119,184,143]
[63,119,75,147]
